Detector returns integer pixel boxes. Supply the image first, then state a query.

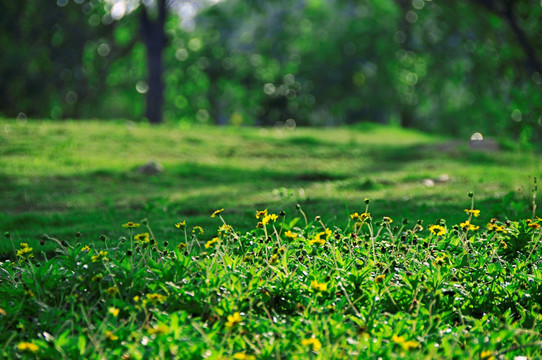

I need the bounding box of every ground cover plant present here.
[0,119,540,256]
[1,198,542,359]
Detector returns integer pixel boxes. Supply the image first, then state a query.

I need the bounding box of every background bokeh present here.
[2,0,542,145]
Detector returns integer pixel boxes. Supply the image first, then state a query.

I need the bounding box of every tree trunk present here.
[140,0,167,124]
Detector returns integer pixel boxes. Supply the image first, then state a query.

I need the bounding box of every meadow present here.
[0,119,541,359]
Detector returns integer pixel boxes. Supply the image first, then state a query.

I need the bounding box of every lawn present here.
[1,119,541,359]
[0,119,538,255]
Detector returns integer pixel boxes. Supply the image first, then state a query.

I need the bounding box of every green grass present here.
[2,208,541,359]
[0,119,540,256]
[1,119,541,359]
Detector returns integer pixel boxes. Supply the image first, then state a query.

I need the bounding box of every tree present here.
[139,0,167,124]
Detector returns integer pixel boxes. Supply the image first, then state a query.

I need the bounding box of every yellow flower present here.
[105,331,119,341]
[262,214,278,225]
[175,220,186,229]
[459,220,479,231]
[528,222,541,230]
[108,307,120,317]
[105,286,119,296]
[433,255,447,266]
[351,212,371,222]
[211,208,224,217]
[80,245,91,252]
[428,225,446,236]
[392,334,419,351]
[480,350,495,360]
[309,228,332,245]
[382,216,393,224]
[269,254,279,265]
[284,230,298,239]
[0,308,6,316]
[177,242,187,249]
[91,250,109,263]
[301,337,322,352]
[147,324,169,335]
[225,312,243,328]
[134,232,150,244]
[464,209,480,217]
[256,209,268,219]
[487,223,507,233]
[192,226,204,235]
[310,280,328,292]
[145,293,167,304]
[308,238,326,246]
[233,352,256,360]
[122,222,140,228]
[205,237,220,249]
[375,274,386,284]
[17,342,39,353]
[218,224,233,233]
[16,243,34,259]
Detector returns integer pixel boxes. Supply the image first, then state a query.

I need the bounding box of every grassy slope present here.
[0,119,539,255]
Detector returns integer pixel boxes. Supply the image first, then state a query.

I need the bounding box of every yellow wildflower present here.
[309,228,332,245]
[80,245,91,252]
[309,238,326,246]
[175,221,186,229]
[284,230,298,239]
[310,280,328,292]
[192,226,204,235]
[134,233,150,244]
[269,254,279,265]
[108,307,120,317]
[262,213,278,225]
[382,216,393,224]
[0,308,6,316]
[218,224,233,233]
[375,274,386,284]
[528,222,541,230]
[487,223,507,233]
[256,209,268,219]
[464,209,481,217]
[225,312,243,328]
[17,342,39,353]
[428,225,446,236]
[145,293,167,304]
[460,220,479,231]
[351,212,371,222]
[392,334,419,351]
[233,352,256,360]
[16,243,34,259]
[433,255,447,266]
[105,286,119,296]
[91,250,109,263]
[211,208,224,217]
[122,222,140,228]
[105,331,119,341]
[480,350,495,360]
[177,242,187,249]
[301,337,322,352]
[205,237,220,249]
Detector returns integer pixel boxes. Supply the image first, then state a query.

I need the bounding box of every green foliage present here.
[1,206,541,359]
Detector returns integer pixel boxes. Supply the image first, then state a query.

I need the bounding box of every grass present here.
[1,204,541,359]
[0,119,539,256]
[1,119,541,358]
